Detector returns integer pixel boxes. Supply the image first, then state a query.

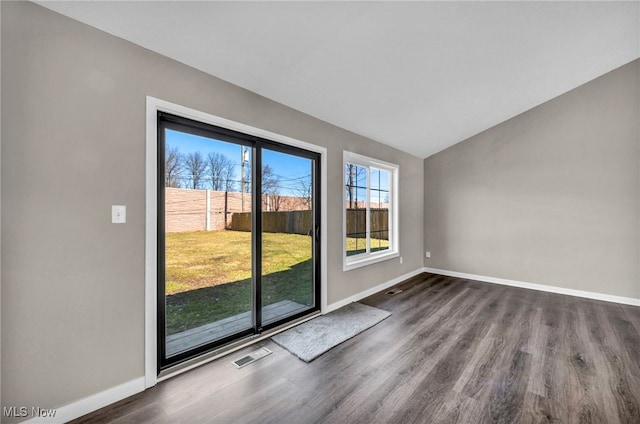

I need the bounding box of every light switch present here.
[112,205,126,224]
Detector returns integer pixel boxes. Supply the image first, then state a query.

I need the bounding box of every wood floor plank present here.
[334,285,500,423]
[593,304,640,423]
[574,306,622,424]
[621,303,640,338]
[458,289,537,402]
[429,391,483,424]
[384,301,499,423]
[521,392,552,424]
[452,322,499,395]
[525,307,548,398]
[481,349,532,423]
[71,273,640,424]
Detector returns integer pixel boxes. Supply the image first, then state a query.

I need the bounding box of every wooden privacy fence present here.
[346,209,389,240]
[230,210,313,235]
[165,187,310,233]
[230,209,388,240]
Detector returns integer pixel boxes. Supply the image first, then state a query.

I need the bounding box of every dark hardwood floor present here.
[73,273,640,423]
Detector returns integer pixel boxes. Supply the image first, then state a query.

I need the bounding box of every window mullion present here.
[380,172,396,250]
[365,166,371,254]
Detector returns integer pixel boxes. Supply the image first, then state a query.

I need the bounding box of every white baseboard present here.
[20,269,422,423]
[23,377,145,424]
[423,267,640,307]
[326,268,425,312]
[26,266,635,423]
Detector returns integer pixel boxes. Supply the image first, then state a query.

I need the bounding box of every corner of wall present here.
[420,60,640,300]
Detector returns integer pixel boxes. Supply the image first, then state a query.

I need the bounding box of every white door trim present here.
[145,96,328,387]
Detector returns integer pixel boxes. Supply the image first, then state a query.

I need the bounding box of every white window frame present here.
[343,151,399,271]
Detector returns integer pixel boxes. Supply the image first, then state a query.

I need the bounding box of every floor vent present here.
[232,347,272,368]
[386,288,403,296]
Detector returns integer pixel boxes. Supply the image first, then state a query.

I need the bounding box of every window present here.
[343,151,399,270]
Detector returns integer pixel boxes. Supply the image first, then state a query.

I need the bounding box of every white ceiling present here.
[36,1,639,158]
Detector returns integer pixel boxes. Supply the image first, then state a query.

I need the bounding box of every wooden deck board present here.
[166,299,307,356]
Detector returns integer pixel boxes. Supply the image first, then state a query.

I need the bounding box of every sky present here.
[166,128,389,202]
[166,129,312,196]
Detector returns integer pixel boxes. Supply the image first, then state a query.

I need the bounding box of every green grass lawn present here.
[346,237,390,256]
[166,230,313,334]
[165,230,389,335]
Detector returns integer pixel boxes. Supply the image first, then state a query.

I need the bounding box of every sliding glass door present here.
[157,112,320,370]
[260,148,316,326]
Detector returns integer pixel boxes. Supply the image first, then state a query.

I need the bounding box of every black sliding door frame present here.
[157,112,321,371]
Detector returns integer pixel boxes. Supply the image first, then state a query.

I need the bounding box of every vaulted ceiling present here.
[36,1,640,158]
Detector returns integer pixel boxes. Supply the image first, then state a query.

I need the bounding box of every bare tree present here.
[165,146,183,188]
[295,177,313,209]
[222,159,236,192]
[207,152,235,191]
[345,163,366,208]
[241,163,282,208]
[266,192,285,211]
[261,164,280,195]
[262,164,283,211]
[184,151,206,189]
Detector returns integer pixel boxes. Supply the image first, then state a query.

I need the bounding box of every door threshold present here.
[157,310,321,382]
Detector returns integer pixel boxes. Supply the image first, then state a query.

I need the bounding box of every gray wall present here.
[424,59,640,299]
[1,1,424,415]
[0,0,3,413]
